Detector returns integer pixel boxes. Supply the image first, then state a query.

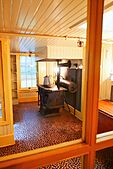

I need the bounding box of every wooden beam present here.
[95,138,113,151]
[0,32,85,40]
[104,1,113,10]
[84,0,104,168]
[0,143,90,169]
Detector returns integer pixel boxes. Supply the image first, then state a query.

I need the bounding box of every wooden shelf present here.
[12,89,17,92]
[12,81,17,83]
[10,55,18,105]
[12,96,18,99]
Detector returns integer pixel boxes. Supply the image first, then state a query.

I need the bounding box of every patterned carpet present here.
[95,147,113,169]
[38,147,113,169]
[0,102,82,157]
[38,157,82,169]
[0,102,113,168]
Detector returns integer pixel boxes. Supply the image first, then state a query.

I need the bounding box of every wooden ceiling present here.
[0,0,113,53]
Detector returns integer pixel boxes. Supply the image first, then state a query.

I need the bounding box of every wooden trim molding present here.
[1,39,13,124]
[0,32,86,40]
[96,131,113,143]
[64,103,82,121]
[0,139,82,162]
[0,39,14,148]
[85,0,104,145]
[0,143,90,169]
[0,133,15,148]
[95,138,113,151]
[18,96,38,103]
[84,0,104,168]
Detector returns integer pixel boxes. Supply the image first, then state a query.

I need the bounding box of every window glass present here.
[38,156,83,169]
[20,56,37,88]
[95,147,113,169]
[97,3,113,137]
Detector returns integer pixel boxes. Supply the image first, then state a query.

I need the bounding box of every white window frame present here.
[19,55,37,90]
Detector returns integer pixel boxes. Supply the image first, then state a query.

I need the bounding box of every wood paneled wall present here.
[0,39,15,147]
[37,45,83,59]
[47,46,83,59]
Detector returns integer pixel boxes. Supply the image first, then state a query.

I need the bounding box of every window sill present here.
[19,88,37,93]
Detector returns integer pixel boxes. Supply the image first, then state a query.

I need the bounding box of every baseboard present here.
[0,133,15,147]
[64,103,82,121]
[18,96,38,103]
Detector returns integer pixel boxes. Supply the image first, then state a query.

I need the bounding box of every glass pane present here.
[37,156,83,169]
[20,66,25,73]
[31,74,36,79]
[97,1,113,137]
[11,0,88,156]
[31,79,36,87]
[26,67,31,73]
[20,56,37,88]
[26,74,31,79]
[20,56,26,63]
[26,80,31,88]
[21,74,26,80]
[21,80,27,88]
[32,62,36,67]
[95,147,113,169]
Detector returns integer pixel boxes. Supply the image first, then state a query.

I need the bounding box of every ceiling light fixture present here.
[29,51,32,57]
[77,38,84,47]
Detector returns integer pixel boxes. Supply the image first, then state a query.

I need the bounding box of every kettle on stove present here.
[43,75,51,87]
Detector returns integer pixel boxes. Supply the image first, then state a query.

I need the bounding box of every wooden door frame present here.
[0,0,113,168]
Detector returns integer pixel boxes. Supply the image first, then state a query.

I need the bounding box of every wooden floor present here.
[98,100,113,134]
[0,102,113,168]
[0,102,82,157]
[98,100,113,117]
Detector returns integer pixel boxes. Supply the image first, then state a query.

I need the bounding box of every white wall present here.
[99,43,113,100]
[38,62,57,85]
[37,45,84,84]
[47,46,83,59]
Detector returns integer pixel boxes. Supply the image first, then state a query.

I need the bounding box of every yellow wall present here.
[0,39,15,147]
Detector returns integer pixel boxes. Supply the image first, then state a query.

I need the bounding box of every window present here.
[20,56,37,88]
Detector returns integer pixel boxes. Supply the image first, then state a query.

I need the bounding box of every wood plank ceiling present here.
[0,0,112,53]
